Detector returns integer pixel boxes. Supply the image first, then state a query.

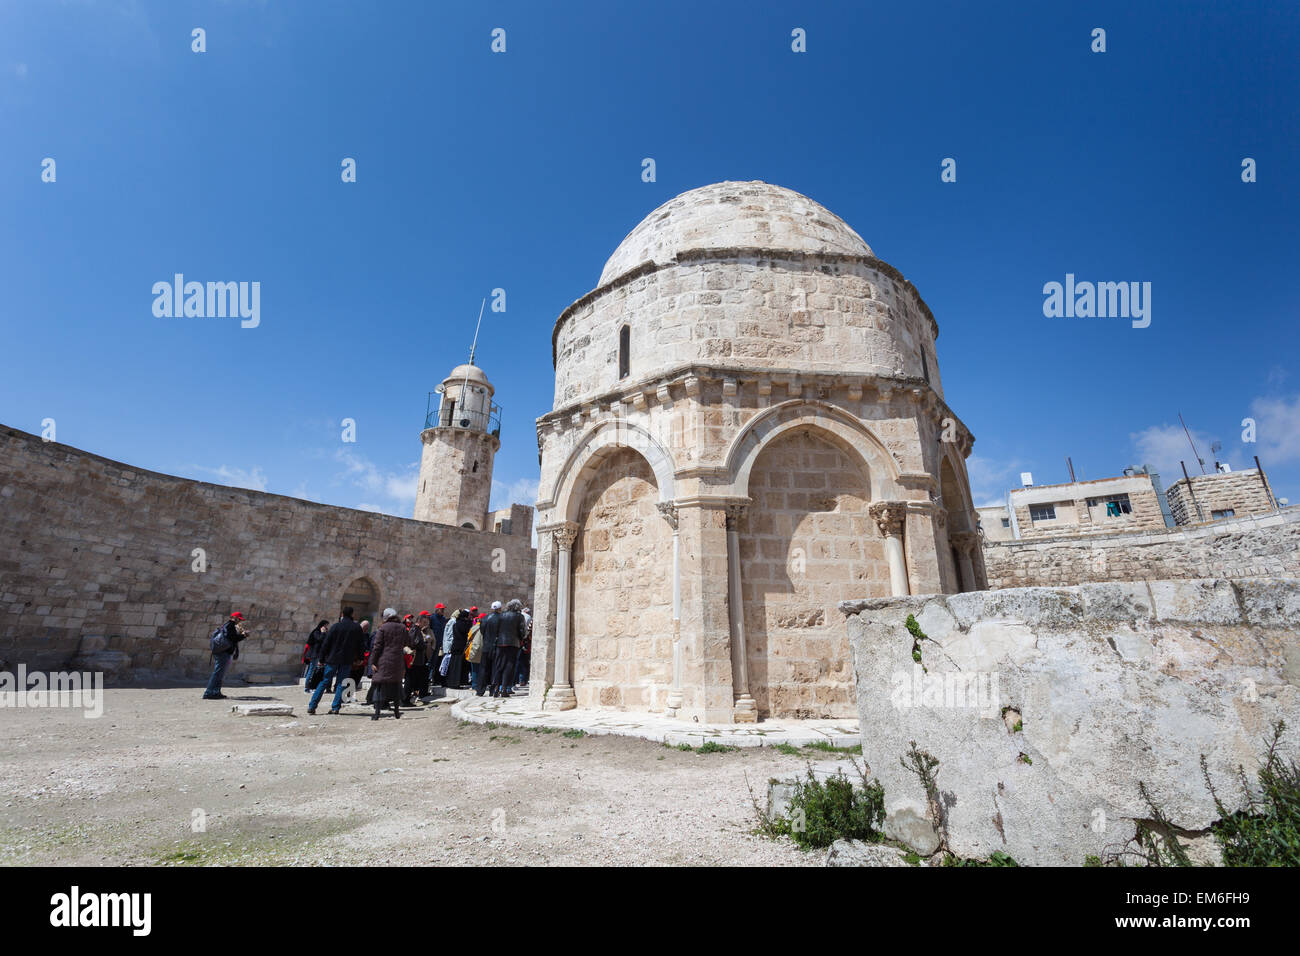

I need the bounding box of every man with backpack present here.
[203,611,248,700]
[309,606,367,715]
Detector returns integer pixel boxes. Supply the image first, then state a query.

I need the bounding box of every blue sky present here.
[3,0,1297,517]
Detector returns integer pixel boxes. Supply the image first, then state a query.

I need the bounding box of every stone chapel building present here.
[528,181,984,723]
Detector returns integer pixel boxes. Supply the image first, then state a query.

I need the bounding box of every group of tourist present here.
[201,601,533,721]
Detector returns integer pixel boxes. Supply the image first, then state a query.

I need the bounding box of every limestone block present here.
[825,839,913,867]
[230,703,294,716]
[1150,579,1241,624]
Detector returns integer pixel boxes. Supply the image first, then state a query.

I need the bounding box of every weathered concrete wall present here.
[0,426,535,682]
[842,580,1300,866]
[982,508,1300,588]
[1009,475,1167,540]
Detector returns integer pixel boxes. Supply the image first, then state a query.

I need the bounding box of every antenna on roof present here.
[1178,412,1206,475]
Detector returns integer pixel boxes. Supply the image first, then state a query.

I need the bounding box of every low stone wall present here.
[982,508,1300,589]
[841,580,1300,866]
[0,426,535,682]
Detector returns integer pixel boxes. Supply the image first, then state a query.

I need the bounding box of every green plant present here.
[774,743,801,756]
[777,762,886,850]
[1203,720,1300,866]
[905,614,928,671]
[945,850,1019,867]
[561,729,587,739]
[696,741,738,754]
[1018,753,1032,765]
[1083,854,1102,867]
[900,740,947,852]
[804,741,863,755]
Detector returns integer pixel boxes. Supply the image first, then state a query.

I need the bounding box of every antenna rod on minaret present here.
[467,297,486,366]
[458,298,488,425]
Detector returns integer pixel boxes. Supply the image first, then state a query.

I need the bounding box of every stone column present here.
[657,502,684,717]
[725,504,757,723]
[951,531,977,594]
[869,501,911,597]
[674,501,736,723]
[542,523,578,711]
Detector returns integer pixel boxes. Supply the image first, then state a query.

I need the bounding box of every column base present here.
[664,690,683,719]
[543,684,577,711]
[733,695,758,723]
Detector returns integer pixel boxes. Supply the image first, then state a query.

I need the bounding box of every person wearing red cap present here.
[203,611,248,700]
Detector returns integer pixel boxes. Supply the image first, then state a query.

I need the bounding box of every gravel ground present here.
[0,684,829,867]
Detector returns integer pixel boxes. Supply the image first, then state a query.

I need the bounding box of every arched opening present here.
[940,457,972,592]
[618,324,630,379]
[570,446,672,710]
[740,427,876,719]
[341,577,379,629]
[461,521,477,529]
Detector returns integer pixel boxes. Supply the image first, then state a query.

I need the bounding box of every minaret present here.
[414,360,501,529]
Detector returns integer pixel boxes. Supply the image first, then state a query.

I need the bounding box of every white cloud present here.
[190,464,269,492]
[964,454,1025,508]
[1131,423,1220,479]
[332,448,418,510]
[490,475,539,513]
[1247,395,1300,464]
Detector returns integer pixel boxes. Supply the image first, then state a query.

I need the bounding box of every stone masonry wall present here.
[842,580,1300,865]
[740,429,879,718]
[570,448,674,710]
[1166,469,1276,525]
[983,508,1300,588]
[0,426,535,682]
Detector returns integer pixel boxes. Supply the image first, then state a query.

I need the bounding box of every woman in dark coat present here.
[369,610,408,720]
[446,609,472,690]
[303,620,329,692]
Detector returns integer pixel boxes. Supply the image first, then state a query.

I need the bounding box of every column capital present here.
[868,500,908,538]
[656,501,679,531]
[950,530,977,551]
[553,522,579,551]
[724,503,748,529]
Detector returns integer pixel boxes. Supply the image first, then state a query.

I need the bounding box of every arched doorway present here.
[740,428,875,719]
[341,577,379,628]
[569,446,673,710]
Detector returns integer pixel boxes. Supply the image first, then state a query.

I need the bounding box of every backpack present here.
[209,625,234,655]
[467,625,483,664]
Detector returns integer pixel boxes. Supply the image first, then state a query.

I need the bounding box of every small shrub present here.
[773,743,801,756]
[945,850,1018,867]
[1203,720,1300,867]
[780,762,886,850]
[561,729,587,739]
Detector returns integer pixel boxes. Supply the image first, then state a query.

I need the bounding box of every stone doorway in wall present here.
[341,577,379,629]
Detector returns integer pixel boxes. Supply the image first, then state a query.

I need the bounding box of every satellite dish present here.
[434,384,445,394]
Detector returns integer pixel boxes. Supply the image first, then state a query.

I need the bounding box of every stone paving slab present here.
[452,696,861,748]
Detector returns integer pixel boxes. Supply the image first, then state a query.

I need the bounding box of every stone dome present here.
[443,363,492,390]
[598,181,873,288]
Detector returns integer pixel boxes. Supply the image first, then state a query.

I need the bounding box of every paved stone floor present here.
[453,694,861,748]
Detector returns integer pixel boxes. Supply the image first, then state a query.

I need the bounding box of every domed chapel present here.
[528,182,984,723]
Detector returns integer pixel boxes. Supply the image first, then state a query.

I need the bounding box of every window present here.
[1001,518,1010,528]
[1088,494,1133,518]
[618,325,630,379]
[1212,508,1235,520]
[921,349,930,383]
[1029,504,1057,522]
